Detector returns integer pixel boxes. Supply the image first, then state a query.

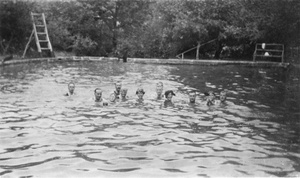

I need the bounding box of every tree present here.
[0,1,33,55]
[0,0,299,59]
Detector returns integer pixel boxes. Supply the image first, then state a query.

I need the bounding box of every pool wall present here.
[0,56,291,68]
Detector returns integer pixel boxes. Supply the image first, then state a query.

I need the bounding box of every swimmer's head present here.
[208,91,215,96]
[68,82,75,94]
[115,81,122,92]
[136,88,145,99]
[94,88,102,101]
[220,91,227,102]
[120,88,128,98]
[165,90,175,101]
[205,91,216,102]
[189,91,196,103]
[156,82,163,95]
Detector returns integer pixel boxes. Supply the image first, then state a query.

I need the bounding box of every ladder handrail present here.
[281,44,284,63]
[176,46,198,58]
[22,30,34,58]
[176,38,217,59]
[31,12,41,53]
[256,43,284,46]
[42,13,53,52]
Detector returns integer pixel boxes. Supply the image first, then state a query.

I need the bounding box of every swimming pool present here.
[0,61,299,177]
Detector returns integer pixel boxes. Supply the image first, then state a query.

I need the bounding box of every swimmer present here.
[205,91,216,106]
[114,81,122,96]
[220,90,227,103]
[94,88,108,106]
[136,88,145,103]
[110,81,122,102]
[189,91,197,104]
[176,91,197,109]
[163,90,175,107]
[65,82,75,96]
[215,90,227,105]
[156,82,164,100]
[120,88,129,102]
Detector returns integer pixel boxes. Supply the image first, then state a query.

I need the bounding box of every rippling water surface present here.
[0,61,299,177]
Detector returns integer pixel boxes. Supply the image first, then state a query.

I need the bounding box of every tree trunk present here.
[214,39,222,59]
[123,49,128,62]
[0,35,13,55]
[112,2,119,50]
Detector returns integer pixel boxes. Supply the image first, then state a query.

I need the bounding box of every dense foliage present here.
[0,0,299,59]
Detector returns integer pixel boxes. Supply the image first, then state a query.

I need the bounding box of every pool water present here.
[0,61,299,177]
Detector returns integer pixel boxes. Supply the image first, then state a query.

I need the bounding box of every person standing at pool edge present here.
[65,82,75,96]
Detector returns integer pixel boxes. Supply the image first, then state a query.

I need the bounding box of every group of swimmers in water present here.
[65,81,227,107]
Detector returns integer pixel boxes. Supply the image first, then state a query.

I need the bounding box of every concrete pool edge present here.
[1,56,291,68]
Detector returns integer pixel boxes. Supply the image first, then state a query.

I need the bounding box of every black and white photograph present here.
[0,0,299,177]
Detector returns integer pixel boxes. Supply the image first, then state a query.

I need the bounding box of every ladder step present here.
[37,32,47,35]
[36,25,45,27]
[39,40,49,42]
[40,48,50,50]
[36,30,45,33]
[32,13,43,16]
[255,55,282,57]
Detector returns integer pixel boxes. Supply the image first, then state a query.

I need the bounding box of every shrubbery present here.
[0,0,299,59]
[72,34,97,56]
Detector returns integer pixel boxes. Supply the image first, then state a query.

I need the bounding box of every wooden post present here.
[22,30,34,58]
[42,13,53,53]
[196,41,200,60]
[31,12,41,53]
[182,53,184,60]
[253,44,257,62]
[281,45,284,63]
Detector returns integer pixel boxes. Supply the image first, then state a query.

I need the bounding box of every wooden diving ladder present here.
[22,12,54,58]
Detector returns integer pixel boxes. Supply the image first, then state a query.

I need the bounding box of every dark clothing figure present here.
[156,94,164,100]
[123,50,128,62]
[163,100,174,108]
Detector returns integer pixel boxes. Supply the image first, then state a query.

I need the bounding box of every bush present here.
[47,20,73,52]
[71,34,97,56]
[0,1,33,55]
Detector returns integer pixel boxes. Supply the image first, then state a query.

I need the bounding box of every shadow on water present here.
[0,61,299,177]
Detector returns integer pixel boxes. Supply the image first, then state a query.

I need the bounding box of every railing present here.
[253,43,284,62]
[176,38,217,60]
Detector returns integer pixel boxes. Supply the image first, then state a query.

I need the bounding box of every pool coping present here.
[0,56,291,68]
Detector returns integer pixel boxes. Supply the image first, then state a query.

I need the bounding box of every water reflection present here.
[0,62,299,177]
